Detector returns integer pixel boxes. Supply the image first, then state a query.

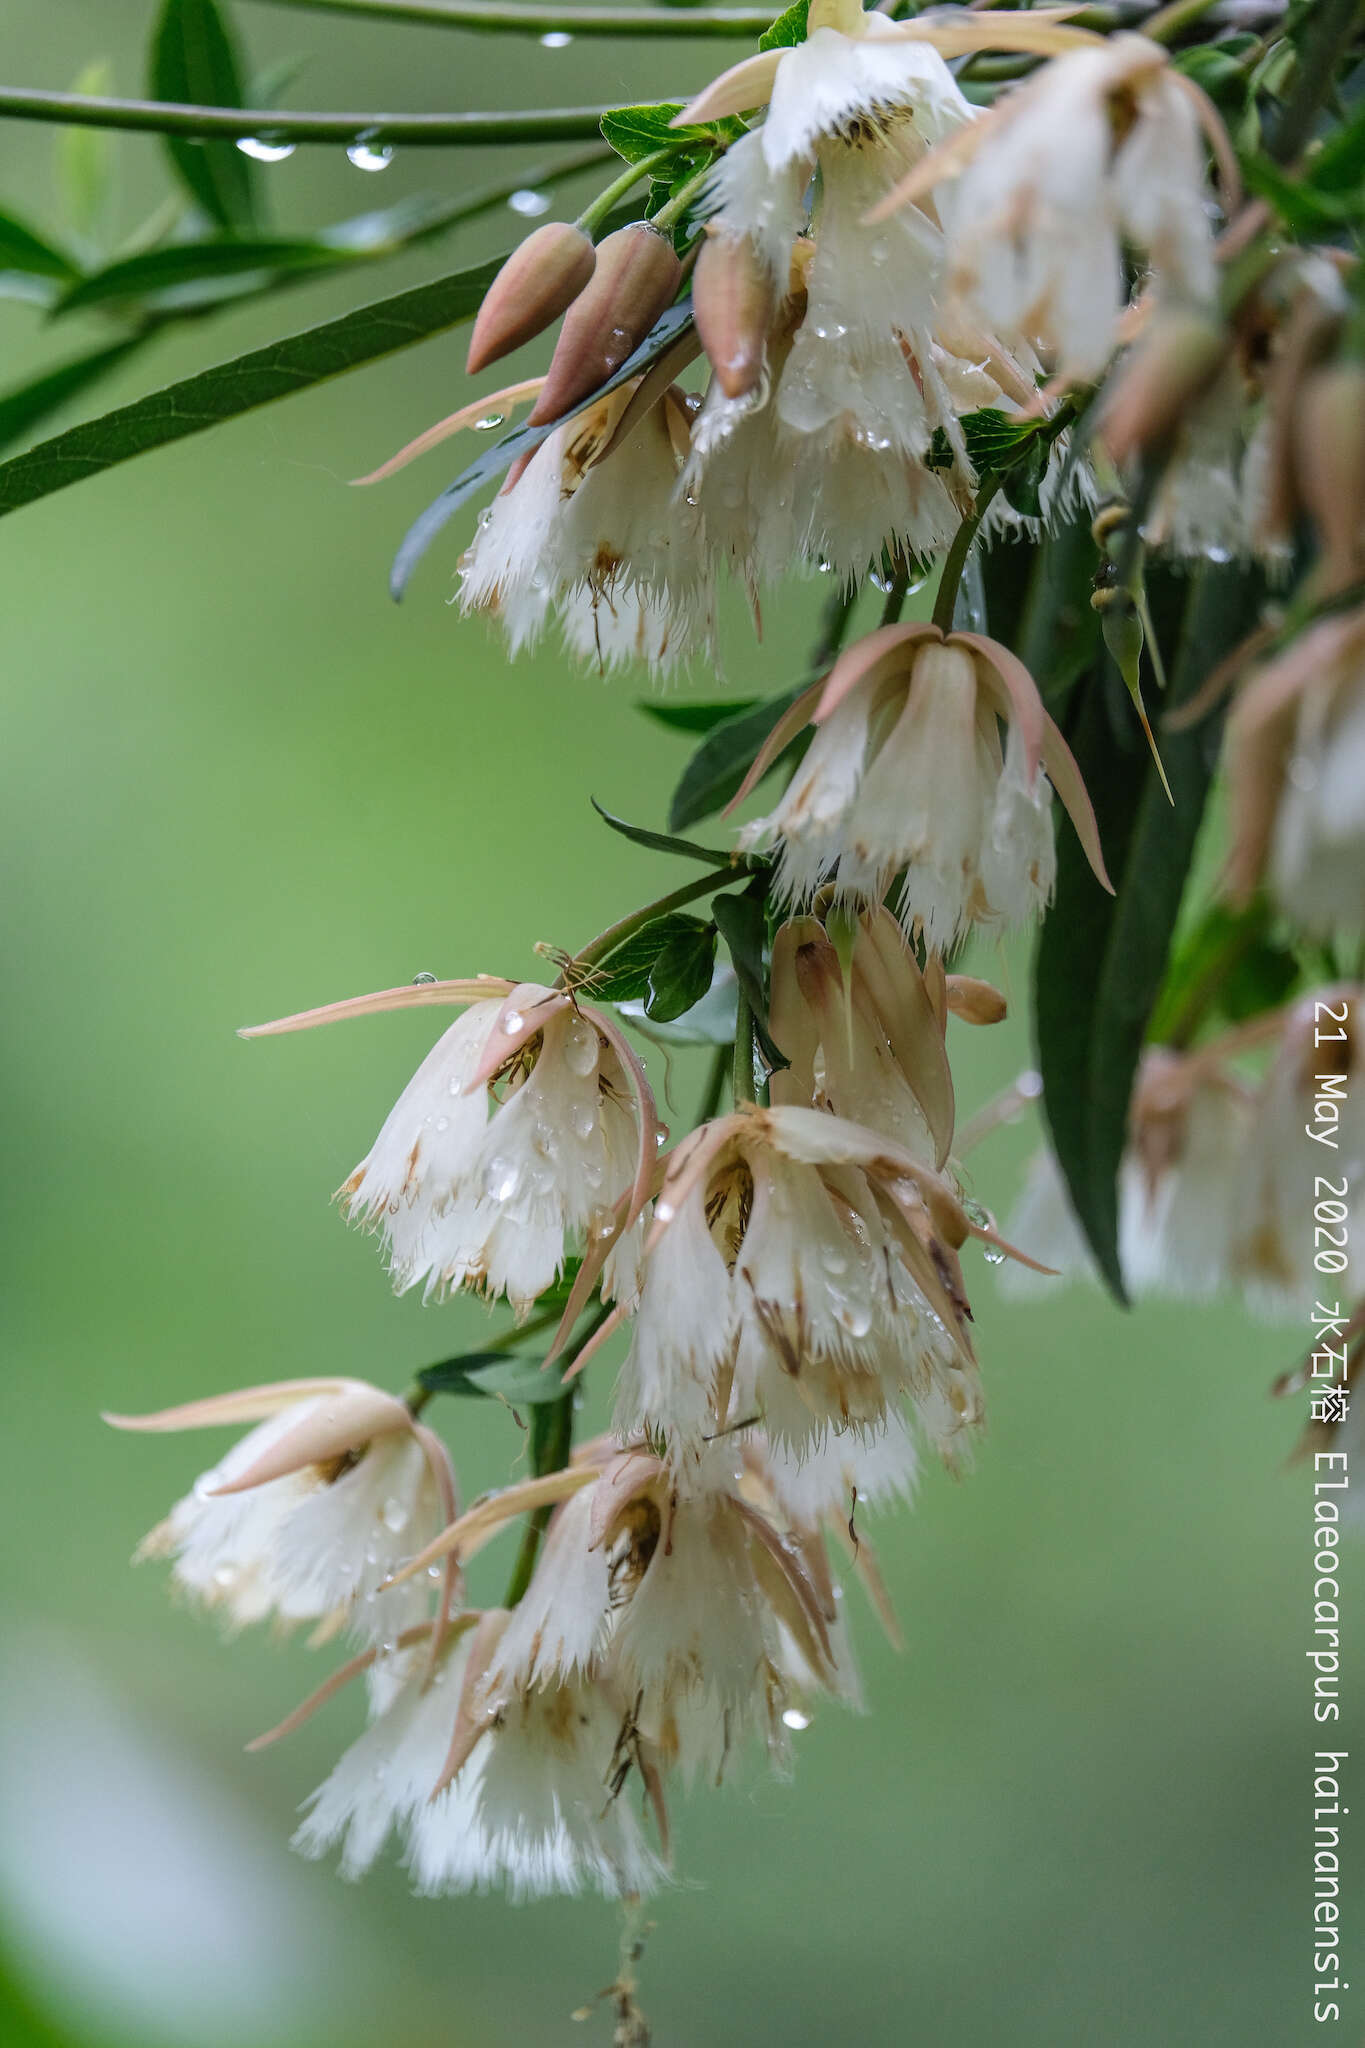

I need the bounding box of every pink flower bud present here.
[529,223,682,427]
[692,227,776,400]
[465,220,596,377]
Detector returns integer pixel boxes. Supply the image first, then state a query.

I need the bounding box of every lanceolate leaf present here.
[0,252,502,519]
[151,0,258,231]
[0,205,80,281]
[637,696,760,735]
[0,336,152,455]
[668,682,808,832]
[590,797,733,867]
[1033,564,1261,1302]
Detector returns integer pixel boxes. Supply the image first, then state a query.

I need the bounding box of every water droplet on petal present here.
[655,1199,676,1224]
[483,1156,521,1203]
[380,1496,410,1533]
[413,970,438,984]
[1288,754,1318,793]
[509,188,551,217]
[502,1009,524,1035]
[236,135,296,163]
[474,414,505,432]
[347,140,395,172]
[212,1562,240,1589]
[782,1707,811,1731]
[562,1017,599,1076]
[589,1205,617,1242]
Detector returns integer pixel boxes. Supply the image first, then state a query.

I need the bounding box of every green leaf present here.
[53,198,455,316]
[60,59,117,249]
[1241,153,1362,234]
[590,797,734,867]
[668,682,808,832]
[712,889,787,1072]
[1305,87,1365,194]
[0,205,79,282]
[151,0,258,231]
[0,251,502,522]
[619,964,738,1045]
[590,910,716,1003]
[926,406,1048,482]
[0,336,151,455]
[637,696,760,735]
[415,1351,570,1405]
[1033,564,1261,1302]
[1148,895,1301,1044]
[759,0,808,52]
[600,102,687,161]
[644,918,717,1021]
[389,296,695,598]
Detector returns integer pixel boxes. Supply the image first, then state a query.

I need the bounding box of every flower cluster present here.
[364,2,1237,674]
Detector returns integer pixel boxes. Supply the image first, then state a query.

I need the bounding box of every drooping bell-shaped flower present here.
[737,623,1109,950]
[459,380,712,675]
[107,1377,457,1650]
[603,1101,1029,1466]
[1227,608,1365,937]
[241,974,658,1318]
[289,1609,669,1899]
[874,31,1229,382]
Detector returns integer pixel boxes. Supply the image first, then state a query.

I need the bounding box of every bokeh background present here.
[0,4,1351,2043]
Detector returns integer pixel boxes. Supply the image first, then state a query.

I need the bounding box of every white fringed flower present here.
[1227,609,1365,937]
[903,33,1224,380]
[768,906,959,1168]
[463,1446,845,1780]
[302,981,653,1317]
[611,1101,1012,1466]
[1118,1052,1255,1301]
[108,1378,455,1649]
[739,624,1109,950]
[292,1613,667,1899]
[459,384,710,675]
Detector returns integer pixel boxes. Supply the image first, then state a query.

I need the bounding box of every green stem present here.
[248,0,781,34]
[1160,900,1272,1051]
[810,579,858,671]
[696,1041,730,1125]
[0,84,610,146]
[577,148,674,236]
[931,473,1004,635]
[502,1304,609,1607]
[568,867,751,979]
[731,983,756,1106]
[879,568,910,626]
[651,160,716,232]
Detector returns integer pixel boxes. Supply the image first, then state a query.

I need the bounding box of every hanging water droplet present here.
[483,1155,521,1203]
[379,1496,410,1533]
[982,1246,1006,1266]
[236,135,296,163]
[655,1127,668,1149]
[412,969,438,984]
[562,1016,599,1076]
[589,1205,617,1242]
[473,414,505,432]
[508,188,551,217]
[347,139,395,172]
[781,1707,812,1731]
[539,30,573,46]
[427,1563,443,1580]
[1017,1067,1044,1100]
[212,1562,240,1589]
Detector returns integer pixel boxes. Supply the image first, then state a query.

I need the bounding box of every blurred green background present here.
[0,4,1350,2044]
